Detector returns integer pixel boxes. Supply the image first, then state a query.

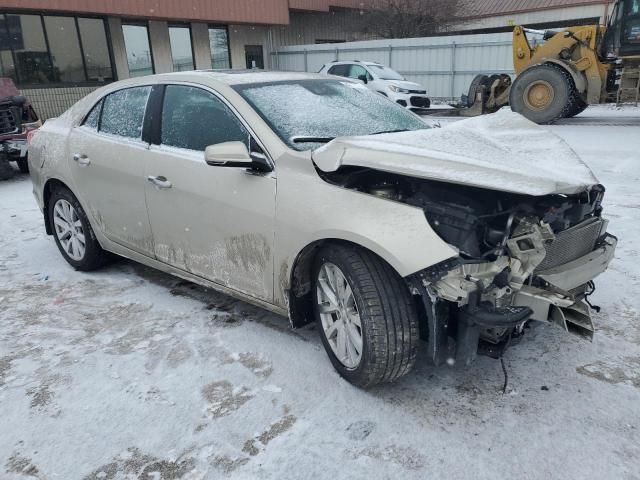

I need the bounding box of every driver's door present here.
[143,84,276,302]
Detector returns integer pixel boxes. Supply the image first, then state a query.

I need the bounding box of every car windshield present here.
[233,79,428,151]
[367,65,405,80]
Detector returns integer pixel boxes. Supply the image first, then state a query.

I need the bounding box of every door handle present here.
[147,175,172,189]
[73,153,91,166]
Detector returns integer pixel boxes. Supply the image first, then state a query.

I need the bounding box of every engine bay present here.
[320,166,605,262]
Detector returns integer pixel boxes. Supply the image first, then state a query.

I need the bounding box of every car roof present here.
[326,61,383,67]
[135,70,330,86]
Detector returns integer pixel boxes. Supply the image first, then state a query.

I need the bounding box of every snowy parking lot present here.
[1,106,639,480]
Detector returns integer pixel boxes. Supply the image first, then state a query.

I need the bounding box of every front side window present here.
[235,80,427,151]
[348,65,372,81]
[161,85,248,151]
[100,87,151,139]
[208,27,230,69]
[169,25,194,72]
[122,24,154,77]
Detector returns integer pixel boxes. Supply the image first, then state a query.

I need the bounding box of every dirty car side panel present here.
[144,144,276,302]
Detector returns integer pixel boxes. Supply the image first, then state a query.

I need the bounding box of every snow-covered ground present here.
[1,105,639,480]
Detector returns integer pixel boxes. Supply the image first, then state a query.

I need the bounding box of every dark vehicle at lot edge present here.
[0,78,41,180]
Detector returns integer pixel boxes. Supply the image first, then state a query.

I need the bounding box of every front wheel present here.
[564,94,588,118]
[509,64,574,124]
[312,244,420,388]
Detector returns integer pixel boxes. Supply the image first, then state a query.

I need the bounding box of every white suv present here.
[319,61,431,110]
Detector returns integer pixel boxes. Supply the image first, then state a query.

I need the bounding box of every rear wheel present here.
[0,157,15,180]
[312,244,420,388]
[467,74,490,107]
[510,64,573,124]
[16,158,29,174]
[48,187,109,271]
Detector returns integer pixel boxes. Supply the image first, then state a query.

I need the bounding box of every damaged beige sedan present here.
[29,71,617,388]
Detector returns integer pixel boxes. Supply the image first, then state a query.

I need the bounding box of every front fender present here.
[274,155,458,309]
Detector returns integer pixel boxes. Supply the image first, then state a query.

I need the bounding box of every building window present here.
[2,14,52,84]
[122,24,154,78]
[77,18,113,82]
[44,16,85,82]
[208,27,230,69]
[0,13,114,86]
[169,25,194,72]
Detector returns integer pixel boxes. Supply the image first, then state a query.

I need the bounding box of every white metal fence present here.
[271,32,515,100]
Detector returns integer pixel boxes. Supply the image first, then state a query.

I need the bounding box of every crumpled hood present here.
[387,80,424,91]
[312,110,598,196]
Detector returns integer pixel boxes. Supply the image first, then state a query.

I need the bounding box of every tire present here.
[509,64,574,124]
[0,157,15,180]
[312,244,420,388]
[467,74,489,107]
[564,93,588,118]
[16,158,29,174]
[48,187,109,271]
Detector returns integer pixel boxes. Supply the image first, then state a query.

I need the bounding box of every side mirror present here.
[204,141,271,172]
[357,74,368,84]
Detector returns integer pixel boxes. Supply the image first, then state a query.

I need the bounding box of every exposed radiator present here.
[536,217,604,272]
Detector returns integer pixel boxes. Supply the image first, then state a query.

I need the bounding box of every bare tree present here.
[360,0,465,39]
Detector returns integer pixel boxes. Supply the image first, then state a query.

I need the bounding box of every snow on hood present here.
[312,110,599,196]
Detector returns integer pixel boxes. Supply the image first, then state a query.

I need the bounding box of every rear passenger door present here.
[143,84,276,302]
[328,64,350,78]
[67,86,155,256]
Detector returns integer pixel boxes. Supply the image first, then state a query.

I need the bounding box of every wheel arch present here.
[285,237,419,329]
[42,177,74,235]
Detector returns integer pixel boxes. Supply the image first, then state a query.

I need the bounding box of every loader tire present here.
[564,94,588,118]
[509,63,574,124]
[467,74,489,108]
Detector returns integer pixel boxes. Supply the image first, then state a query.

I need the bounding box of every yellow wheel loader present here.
[463,0,640,123]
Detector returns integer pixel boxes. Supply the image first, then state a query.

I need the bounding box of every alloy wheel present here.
[316,262,363,369]
[53,199,86,261]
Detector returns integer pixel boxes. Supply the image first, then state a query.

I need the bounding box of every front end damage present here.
[321,167,617,365]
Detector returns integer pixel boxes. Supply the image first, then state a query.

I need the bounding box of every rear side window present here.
[161,85,248,151]
[328,64,350,77]
[100,86,151,139]
[82,99,102,130]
